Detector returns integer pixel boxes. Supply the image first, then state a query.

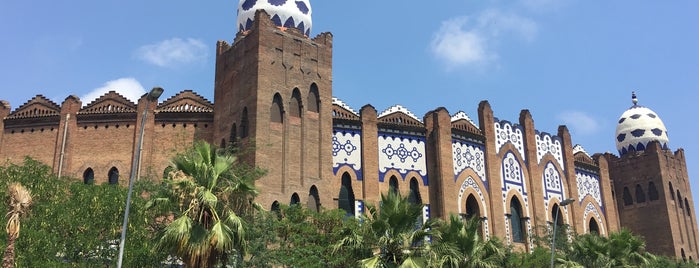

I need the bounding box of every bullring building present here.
[0,0,697,260]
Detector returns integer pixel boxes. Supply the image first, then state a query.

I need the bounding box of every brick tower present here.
[212,1,334,210]
[607,92,699,260]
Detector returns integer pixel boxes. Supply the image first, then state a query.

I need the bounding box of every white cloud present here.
[81,78,146,105]
[558,111,600,136]
[430,10,537,69]
[135,38,208,67]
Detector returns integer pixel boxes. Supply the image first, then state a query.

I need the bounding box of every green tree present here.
[435,215,505,268]
[334,191,439,267]
[561,229,656,267]
[149,141,255,268]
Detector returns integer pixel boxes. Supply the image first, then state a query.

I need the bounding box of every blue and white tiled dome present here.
[615,92,669,156]
[237,0,312,36]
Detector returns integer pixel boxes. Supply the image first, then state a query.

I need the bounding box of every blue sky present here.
[1,1,698,214]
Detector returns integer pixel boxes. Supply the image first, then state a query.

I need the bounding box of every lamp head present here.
[146,87,164,101]
[560,198,575,206]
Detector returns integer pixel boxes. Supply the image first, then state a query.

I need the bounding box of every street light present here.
[117,87,163,268]
[550,198,574,268]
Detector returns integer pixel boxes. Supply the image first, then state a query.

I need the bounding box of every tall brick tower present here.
[607,92,699,260]
[212,0,334,210]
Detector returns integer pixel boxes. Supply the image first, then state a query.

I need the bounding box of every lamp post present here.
[550,198,574,268]
[117,87,163,268]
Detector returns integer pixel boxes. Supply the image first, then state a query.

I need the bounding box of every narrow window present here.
[271,93,284,123]
[229,123,237,147]
[670,182,675,200]
[510,197,526,243]
[623,187,633,206]
[290,193,300,206]
[240,108,249,138]
[289,88,302,117]
[679,191,684,208]
[635,184,646,203]
[338,172,355,216]
[308,84,320,113]
[408,178,422,204]
[589,218,600,234]
[465,194,480,219]
[686,198,691,216]
[83,168,94,184]
[389,176,399,194]
[108,167,119,185]
[648,182,659,201]
[551,204,563,226]
[308,185,320,212]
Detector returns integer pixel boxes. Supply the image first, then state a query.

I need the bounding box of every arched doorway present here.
[308,186,320,212]
[338,172,355,216]
[589,218,600,234]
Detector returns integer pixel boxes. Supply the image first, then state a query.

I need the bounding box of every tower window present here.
[108,167,119,185]
[240,108,249,138]
[308,84,320,113]
[678,191,684,208]
[648,182,659,201]
[635,184,646,203]
[623,187,633,206]
[271,93,284,123]
[289,89,302,117]
[686,198,691,216]
[670,182,675,200]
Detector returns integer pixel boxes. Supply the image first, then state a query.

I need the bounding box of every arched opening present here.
[338,172,355,216]
[465,194,480,219]
[510,197,526,243]
[670,182,675,200]
[551,204,564,227]
[220,139,226,148]
[240,108,249,138]
[108,167,119,185]
[648,182,659,201]
[289,88,302,117]
[271,201,281,218]
[635,184,646,203]
[686,198,691,216]
[290,193,301,206]
[589,218,600,234]
[389,176,399,194]
[271,93,284,123]
[408,178,422,204]
[679,191,684,208]
[623,187,633,206]
[682,248,687,262]
[229,123,237,147]
[308,84,320,113]
[308,185,320,212]
[83,168,94,184]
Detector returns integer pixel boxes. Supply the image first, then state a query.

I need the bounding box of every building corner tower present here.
[212,0,334,210]
[606,92,699,260]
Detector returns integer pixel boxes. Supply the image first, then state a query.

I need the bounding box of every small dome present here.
[615,92,669,156]
[237,0,312,36]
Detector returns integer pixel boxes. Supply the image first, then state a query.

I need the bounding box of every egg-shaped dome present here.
[615,92,670,156]
[237,0,312,36]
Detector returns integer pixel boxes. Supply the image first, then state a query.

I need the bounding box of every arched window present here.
[240,108,249,138]
[635,184,646,203]
[338,172,355,216]
[289,88,302,117]
[108,167,119,185]
[220,139,226,148]
[308,185,320,212]
[308,84,320,113]
[465,194,480,219]
[678,191,684,208]
[686,198,691,216]
[551,204,563,226]
[290,193,300,206]
[510,197,526,243]
[623,187,633,206]
[682,248,687,262]
[229,123,237,147]
[83,168,94,184]
[389,176,399,194]
[408,178,422,204]
[271,201,281,217]
[648,182,659,201]
[670,182,675,200]
[589,218,600,234]
[271,93,284,123]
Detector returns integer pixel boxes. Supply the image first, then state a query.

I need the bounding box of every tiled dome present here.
[237,0,312,36]
[615,92,669,156]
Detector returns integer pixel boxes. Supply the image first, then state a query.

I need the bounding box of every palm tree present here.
[334,190,439,267]
[2,183,32,268]
[149,141,255,268]
[436,215,505,268]
[561,229,655,267]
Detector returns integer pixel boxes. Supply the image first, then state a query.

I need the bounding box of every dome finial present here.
[631,91,638,105]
